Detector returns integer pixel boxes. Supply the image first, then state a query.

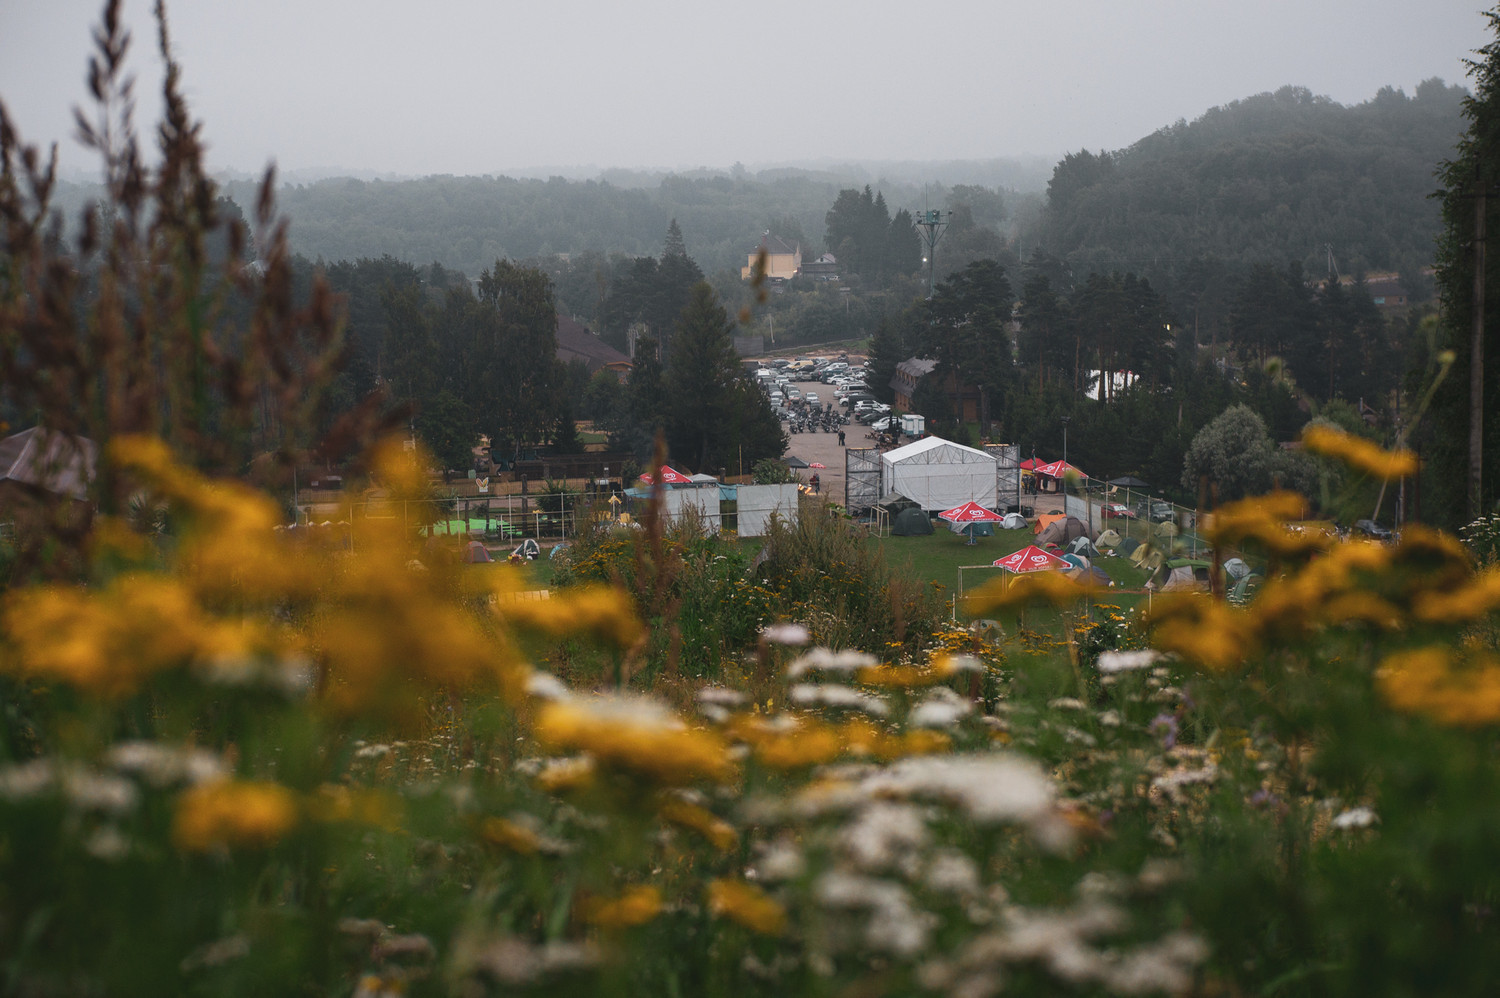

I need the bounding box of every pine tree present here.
[1428,9,1500,524]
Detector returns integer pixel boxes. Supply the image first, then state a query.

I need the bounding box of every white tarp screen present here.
[880,436,999,511]
[662,486,721,533]
[735,483,799,537]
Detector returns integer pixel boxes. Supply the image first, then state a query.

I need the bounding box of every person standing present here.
[810,473,821,494]
[837,429,846,447]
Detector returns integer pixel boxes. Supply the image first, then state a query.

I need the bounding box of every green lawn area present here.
[873,523,1154,611]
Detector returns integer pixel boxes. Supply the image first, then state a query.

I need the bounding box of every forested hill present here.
[1038,80,1469,286]
[216,160,1045,280]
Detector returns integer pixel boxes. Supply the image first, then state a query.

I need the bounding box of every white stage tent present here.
[879,436,999,511]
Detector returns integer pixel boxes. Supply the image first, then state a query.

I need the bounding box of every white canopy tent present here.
[879,436,999,511]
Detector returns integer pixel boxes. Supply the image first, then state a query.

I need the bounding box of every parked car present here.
[1354,518,1394,541]
[1102,503,1137,519]
[1136,501,1174,522]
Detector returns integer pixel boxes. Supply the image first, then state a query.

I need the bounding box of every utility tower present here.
[916,208,952,298]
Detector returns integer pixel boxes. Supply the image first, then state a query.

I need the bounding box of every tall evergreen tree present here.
[1429,16,1500,525]
[663,283,784,471]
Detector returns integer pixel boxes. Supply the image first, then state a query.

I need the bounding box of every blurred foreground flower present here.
[707,878,787,935]
[534,694,735,784]
[1301,424,1418,480]
[580,885,663,929]
[172,779,299,852]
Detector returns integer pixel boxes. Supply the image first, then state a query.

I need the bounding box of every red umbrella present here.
[809,462,827,469]
[992,545,1071,573]
[1018,457,1047,471]
[639,466,692,485]
[1035,459,1086,480]
[939,500,1004,524]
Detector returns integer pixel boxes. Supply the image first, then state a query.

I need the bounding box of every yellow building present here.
[741,232,802,282]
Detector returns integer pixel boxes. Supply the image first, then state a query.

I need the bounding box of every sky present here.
[0,0,1491,180]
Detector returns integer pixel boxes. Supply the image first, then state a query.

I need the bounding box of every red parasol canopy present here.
[992,545,1071,573]
[1018,457,1047,471]
[939,500,1005,524]
[809,462,827,469]
[1035,459,1086,480]
[638,466,692,485]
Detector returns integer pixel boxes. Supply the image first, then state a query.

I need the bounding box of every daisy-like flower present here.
[787,647,880,678]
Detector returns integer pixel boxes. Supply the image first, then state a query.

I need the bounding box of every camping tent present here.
[1069,535,1100,558]
[1096,528,1123,549]
[891,507,934,536]
[880,436,999,511]
[1223,557,1252,580]
[1000,512,1028,530]
[1067,564,1113,587]
[1037,516,1096,547]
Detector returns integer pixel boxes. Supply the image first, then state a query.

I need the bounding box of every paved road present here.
[778,378,887,505]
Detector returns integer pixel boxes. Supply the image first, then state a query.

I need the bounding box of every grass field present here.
[874,523,1153,603]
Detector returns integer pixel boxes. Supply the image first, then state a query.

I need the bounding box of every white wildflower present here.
[909,687,973,728]
[1104,932,1209,995]
[1047,697,1087,711]
[524,671,572,702]
[695,686,747,707]
[924,850,981,899]
[752,839,806,882]
[814,871,933,956]
[1097,709,1123,727]
[790,683,888,717]
[786,647,879,678]
[60,768,137,814]
[1151,763,1217,797]
[107,741,225,785]
[0,758,55,800]
[761,623,811,646]
[1332,806,1378,830]
[867,753,1054,825]
[841,801,928,870]
[1096,649,1163,674]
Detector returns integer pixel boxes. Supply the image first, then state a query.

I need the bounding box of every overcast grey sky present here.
[0,0,1490,179]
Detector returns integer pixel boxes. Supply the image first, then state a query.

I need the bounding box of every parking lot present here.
[776,376,888,504]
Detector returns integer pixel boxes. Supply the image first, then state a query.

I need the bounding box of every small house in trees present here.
[555,314,633,382]
[801,253,841,281]
[1363,275,1409,309]
[891,358,937,411]
[740,232,802,282]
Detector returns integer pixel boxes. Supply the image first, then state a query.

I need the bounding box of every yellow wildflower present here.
[307,785,404,831]
[1302,425,1418,480]
[1411,567,1500,624]
[534,756,597,794]
[501,584,644,649]
[534,696,735,784]
[2,575,267,697]
[659,797,738,851]
[707,878,787,935]
[1206,492,1330,558]
[172,779,299,852]
[735,715,844,770]
[1376,646,1500,726]
[580,885,663,929]
[480,817,543,854]
[1148,595,1256,671]
[964,571,1092,616]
